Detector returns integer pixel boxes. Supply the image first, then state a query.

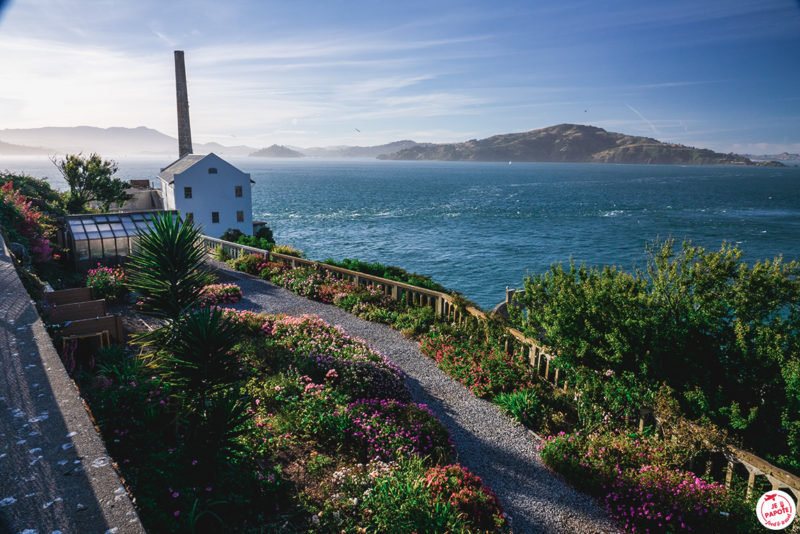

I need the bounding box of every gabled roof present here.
[157,153,255,184]
[157,154,207,184]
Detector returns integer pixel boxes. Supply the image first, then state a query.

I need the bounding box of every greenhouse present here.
[63,210,177,269]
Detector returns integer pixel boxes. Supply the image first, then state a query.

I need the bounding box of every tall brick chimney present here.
[174,50,193,158]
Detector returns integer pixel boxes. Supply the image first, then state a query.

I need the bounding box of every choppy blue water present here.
[4,156,799,309]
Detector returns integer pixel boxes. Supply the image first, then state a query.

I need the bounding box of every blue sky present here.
[1,0,798,153]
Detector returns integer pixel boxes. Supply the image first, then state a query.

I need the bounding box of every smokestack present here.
[174,50,193,158]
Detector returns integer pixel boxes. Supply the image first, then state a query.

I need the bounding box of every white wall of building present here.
[161,154,253,236]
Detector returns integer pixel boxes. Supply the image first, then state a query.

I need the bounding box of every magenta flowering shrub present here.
[344,398,453,463]
[0,181,54,263]
[227,253,267,275]
[420,328,535,398]
[197,283,243,306]
[214,307,269,335]
[86,263,128,300]
[304,353,411,402]
[424,463,509,531]
[260,314,409,401]
[605,465,730,533]
[274,267,324,299]
[539,428,739,533]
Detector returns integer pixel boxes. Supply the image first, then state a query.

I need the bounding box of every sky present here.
[0,0,799,153]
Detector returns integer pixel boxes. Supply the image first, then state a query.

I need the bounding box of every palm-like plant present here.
[127,211,214,321]
[165,306,243,414]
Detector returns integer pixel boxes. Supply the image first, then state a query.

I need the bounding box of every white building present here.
[157,152,254,236]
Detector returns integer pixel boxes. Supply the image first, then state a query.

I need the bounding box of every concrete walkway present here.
[0,240,143,534]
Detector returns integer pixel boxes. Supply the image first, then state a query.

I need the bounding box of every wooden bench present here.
[57,315,124,344]
[45,300,107,324]
[44,287,95,306]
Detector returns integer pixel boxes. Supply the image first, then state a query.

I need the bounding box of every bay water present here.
[3,156,799,309]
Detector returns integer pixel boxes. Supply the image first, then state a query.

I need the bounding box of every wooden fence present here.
[199,234,800,503]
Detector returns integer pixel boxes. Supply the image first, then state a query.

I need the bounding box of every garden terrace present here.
[205,234,800,517]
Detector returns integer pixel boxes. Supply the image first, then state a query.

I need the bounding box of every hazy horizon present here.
[1,1,798,154]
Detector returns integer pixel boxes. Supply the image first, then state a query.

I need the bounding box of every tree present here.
[52,153,130,213]
[514,240,800,470]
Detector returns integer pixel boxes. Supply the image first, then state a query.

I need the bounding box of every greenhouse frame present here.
[63,210,178,270]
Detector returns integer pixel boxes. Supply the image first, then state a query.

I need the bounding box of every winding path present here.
[210,259,620,534]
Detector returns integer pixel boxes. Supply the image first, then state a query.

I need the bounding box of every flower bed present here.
[197,283,243,306]
[538,428,759,533]
[419,327,535,398]
[222,250,766,532]
[86,263,127,300]
[344,398,453,462]
[76,306,508,532]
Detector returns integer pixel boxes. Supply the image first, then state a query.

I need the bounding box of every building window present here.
[208,168,218,174]
[236,210,244,223]
[235,185,243,198]
[185,212,194,223]
[211,211,219,223]
[184,187,192,199]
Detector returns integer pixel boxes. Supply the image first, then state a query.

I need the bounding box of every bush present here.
[197,283,243,307]
[227,253,266,275]
[515,240,800,470]
[323,257,450,293]
[299,352,410,402]
[423,463,509,531]
[420,328,535,398]
[271,243,304,258]
[261,314,407,395]
[605,465,731,533]
[348,458,509,534]
[219,228,244,242]
[495,385,546,429]
[236,235,274,251]
[344,399,453,463]
[86,263,127,301]
[0,181,55,263]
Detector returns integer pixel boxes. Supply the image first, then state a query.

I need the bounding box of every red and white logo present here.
[756,490,796,530]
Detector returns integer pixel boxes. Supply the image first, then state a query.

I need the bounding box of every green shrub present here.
[219,228,244,242]
[419,327,535,398]
[236,234,274,251]
[227,253,266,275]
[344,399,453,463]
[323,257,449,293]
[86,263,128,301]
[516,240,800,470]
[495,385,546,429]
[271,244,304,258]
[357,458,509,533]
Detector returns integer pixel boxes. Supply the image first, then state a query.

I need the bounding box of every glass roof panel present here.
[65,211,175,248]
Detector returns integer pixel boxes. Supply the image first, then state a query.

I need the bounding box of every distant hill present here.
[0,139,53,155]
[249,144,304,158]
[741,152,800,163]
[299,140,418,158]
[379,124,782,166]
[0,126,257,157]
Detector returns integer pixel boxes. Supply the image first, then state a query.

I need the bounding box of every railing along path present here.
[199,235,800,504]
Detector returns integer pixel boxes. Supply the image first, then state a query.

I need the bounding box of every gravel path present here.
[210,260,620,534]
